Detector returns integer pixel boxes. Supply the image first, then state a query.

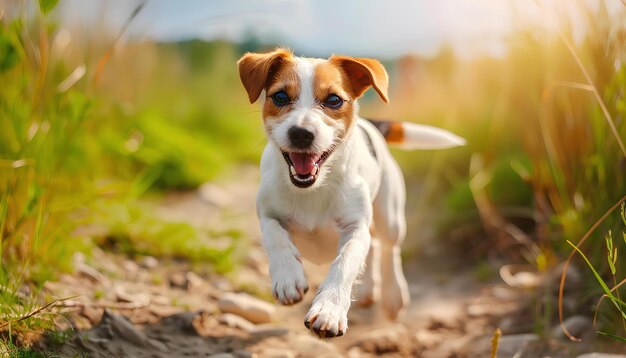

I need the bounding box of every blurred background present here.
[1,0,625,356]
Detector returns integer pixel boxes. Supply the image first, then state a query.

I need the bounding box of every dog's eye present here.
[324,94,343,109]
[271,91,290,107]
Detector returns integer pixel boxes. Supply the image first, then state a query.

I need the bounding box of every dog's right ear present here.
[237,48,293,103]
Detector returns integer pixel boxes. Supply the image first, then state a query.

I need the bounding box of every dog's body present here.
[238,49,464,338]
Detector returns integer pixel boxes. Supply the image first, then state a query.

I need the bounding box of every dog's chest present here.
[279,189,338,231]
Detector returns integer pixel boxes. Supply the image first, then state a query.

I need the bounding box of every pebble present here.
[122,260,139,278]
[249,325,289,338]
[577,354,626,358]
[208,354,235,358]
[218,292,275,324]
[289,334,341,356]
[259,348,295,358]
[76,262,111,287]
[551,315,592,339]
[140,256,159,269]
[496,333,538,357]
[186,271,206,292]
[169,272,188,289]
[499,264,542,288]
[101,310,167,351]
[232,350,256,358]
[218,313,256,332]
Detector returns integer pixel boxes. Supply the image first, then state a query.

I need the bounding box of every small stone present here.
[218,292,275,324]
[169,272,188,289]
[551,315,593,339]
[218,313,256,332]
[500,265,542,289]
[232,350,256,358]
[76,263,111,286]
[80,306,104,325]
[466,302,518,317]
[186,271,205,292]
[140,256,159,269]
[353,324,417,356]
[415,329,442,348]
[577,354,626,358]
[122,260,139,277]
[208,354,235,358]
[259,348,295,358]
[496,333,538,357]
[100,310,167,351]
[249,325,289,338]
[289,334,341,356]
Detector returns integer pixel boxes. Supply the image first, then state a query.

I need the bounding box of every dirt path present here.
[42,167,624,357]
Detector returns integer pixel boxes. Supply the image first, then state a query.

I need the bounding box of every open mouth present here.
[281,149,333,188]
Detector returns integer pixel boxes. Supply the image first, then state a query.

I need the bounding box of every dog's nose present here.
[288,126,315,149]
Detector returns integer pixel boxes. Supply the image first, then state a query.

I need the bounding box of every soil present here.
[39,166,626,357]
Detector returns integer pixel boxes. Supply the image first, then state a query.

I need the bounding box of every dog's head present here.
[238,48,388,189]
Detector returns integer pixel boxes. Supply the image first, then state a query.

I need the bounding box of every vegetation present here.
[0,0,624,352]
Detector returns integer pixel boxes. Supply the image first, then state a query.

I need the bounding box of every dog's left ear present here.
[238,48,293,103]
[330,56,389,104]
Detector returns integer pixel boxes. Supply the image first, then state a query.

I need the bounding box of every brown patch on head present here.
[313,61,357,135]
[237,48,294,103]
[238,48,303,126]
[328,56,389,103]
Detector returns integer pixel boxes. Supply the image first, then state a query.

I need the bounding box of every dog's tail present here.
[366,118,466,150]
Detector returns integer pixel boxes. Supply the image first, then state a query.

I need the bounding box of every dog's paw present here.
[304,300,348,338]
[270,256,308,305]
[381,275,410,320]
[356,280,379,307]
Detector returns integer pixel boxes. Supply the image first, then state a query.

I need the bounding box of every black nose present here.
[288,126,315,149]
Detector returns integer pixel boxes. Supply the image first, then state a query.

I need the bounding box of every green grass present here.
[566,202,626,341]
[0,2,255,348]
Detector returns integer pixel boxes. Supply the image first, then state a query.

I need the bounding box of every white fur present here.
[395,122,466,150]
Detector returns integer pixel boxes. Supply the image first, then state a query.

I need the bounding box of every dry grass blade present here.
[546,80,595,93]
[94,1,150,85]
[554,22,626,159]
[0,295,80,330]
[558,194,626,341]
[491,328,502,358]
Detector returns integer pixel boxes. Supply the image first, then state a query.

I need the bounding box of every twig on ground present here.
[0,295,79,330]
[57,299,150,310]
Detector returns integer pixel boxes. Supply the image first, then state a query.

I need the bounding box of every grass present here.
[0,1,255,349]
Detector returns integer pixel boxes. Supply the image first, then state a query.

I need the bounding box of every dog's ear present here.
[237,48,293,103]
[330,56,389,104]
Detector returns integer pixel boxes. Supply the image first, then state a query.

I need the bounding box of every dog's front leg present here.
[304,221,371,338]
[260,216,309,305]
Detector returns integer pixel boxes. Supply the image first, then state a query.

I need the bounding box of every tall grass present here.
[376,0,625,339]
[0,0,90,346]
[0,2,258,348]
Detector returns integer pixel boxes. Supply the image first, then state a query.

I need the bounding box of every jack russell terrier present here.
[237,48,464,338]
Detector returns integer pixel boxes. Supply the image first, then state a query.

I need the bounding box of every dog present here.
[237,48,465,338]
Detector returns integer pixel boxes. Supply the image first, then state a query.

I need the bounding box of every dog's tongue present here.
[288,152,320,175]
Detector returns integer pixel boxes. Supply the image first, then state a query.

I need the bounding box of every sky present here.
[56,0,624,59]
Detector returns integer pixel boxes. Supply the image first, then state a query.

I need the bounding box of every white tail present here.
[393,122,466,150]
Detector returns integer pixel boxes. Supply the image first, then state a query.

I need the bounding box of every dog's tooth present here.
[312,164,319,176]
[290,166,296,176]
